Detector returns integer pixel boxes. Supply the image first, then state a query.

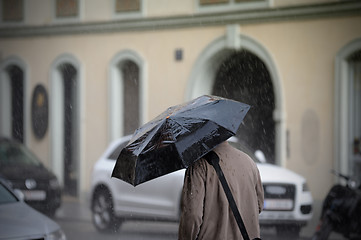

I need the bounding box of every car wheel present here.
[92,188,121,233]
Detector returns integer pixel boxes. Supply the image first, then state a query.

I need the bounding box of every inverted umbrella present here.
[111,95,250,186]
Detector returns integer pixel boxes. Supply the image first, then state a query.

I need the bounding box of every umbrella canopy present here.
[111,95,250,186]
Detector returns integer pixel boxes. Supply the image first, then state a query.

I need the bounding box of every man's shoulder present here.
[227,143,251,156]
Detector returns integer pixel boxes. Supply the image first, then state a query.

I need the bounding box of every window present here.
[201,0,263,4]
[113,0,143,19]
[6,65,24,143]
[109,50,145,142]
[56,0,78,18]
[0,182,18,205]
[198,0,269,12]
[115,0,140,13]
[1,0,24,22]
[123,60,140,135]
[235,0,263,2]
[200,0,229,5]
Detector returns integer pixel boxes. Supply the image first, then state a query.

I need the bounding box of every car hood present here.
[0,165,55,182]
[257,163,305,184]
[0,202,60,239]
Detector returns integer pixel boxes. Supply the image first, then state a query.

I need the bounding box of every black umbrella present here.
[111,95,255,240]
[111,95,250,186]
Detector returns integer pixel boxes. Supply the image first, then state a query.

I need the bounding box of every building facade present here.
[1,0,361,231]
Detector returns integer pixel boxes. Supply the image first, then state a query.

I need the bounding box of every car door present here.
[124,169,184,218]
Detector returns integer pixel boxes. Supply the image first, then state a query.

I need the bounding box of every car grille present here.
[8,179,61,213]
[10,179,49,190]
[263,183,296,211]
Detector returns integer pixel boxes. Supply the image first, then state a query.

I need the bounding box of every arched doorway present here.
[213,50,275,162]
[186,31,285,166]
[109,50,147,142]
[0,61,25,143]
[51,56,81,197]
[335,38,361,183]
[348,51,361,182]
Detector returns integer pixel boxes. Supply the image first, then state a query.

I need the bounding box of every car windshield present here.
[0,142,42,167]
[0,182,17,205]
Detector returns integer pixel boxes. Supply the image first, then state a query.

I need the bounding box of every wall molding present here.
[1,1,360,38]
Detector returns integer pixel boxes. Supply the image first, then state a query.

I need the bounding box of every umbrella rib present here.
[132,120,167,156]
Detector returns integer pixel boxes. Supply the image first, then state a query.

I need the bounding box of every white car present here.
[90,135,313,236]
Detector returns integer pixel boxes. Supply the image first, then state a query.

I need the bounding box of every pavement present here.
[55,195,92,222]
[55,195,346,240]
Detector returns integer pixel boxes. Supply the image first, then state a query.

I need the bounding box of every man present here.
[178,141,264,240]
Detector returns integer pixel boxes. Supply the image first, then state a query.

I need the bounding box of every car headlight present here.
[47,229,66,240]
[49,178,60,189]
[302,182,309,192]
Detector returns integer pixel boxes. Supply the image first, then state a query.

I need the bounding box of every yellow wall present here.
[1,15,361,200]
[241,16,361,198]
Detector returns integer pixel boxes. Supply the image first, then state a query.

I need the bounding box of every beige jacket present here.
[178,141,264,240]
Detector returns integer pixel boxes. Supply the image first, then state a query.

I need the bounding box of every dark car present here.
[0,178,66,240]
[0,137,62,215]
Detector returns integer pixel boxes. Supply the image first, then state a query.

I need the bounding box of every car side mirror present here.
[255,150,266,163]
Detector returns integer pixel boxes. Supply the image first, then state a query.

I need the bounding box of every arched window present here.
[122,60,140,135]
[8,65,24,142]
[50,54,81,197]
[59,63,78,196]
[0,63,25,143]
[109,50,146,141]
